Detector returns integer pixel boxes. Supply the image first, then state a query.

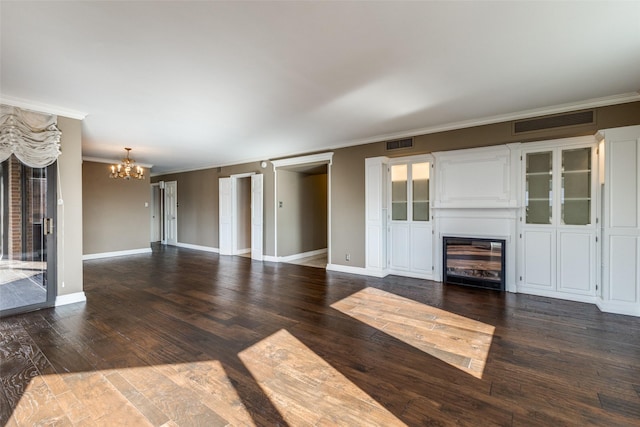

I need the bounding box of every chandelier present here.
[110,147,145,180]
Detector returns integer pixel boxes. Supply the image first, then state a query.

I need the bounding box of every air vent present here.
[513,110,595,134]
[386,138,413,151]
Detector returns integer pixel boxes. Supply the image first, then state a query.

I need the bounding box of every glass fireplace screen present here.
[443,237,506,291]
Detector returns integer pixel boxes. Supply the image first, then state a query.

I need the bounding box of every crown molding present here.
[0,96,88,120]
[322,91,640,150]
[83,156,153,169]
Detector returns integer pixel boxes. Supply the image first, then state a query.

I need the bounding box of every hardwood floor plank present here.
[1,245,640,426]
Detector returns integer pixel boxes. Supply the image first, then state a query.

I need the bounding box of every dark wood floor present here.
[1,245,639,426]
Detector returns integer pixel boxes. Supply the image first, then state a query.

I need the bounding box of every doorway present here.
[0,156,57,316]
[272,152,333,268]
[150,183,162,243]
[219,173,264,260]
[164,181,178,245]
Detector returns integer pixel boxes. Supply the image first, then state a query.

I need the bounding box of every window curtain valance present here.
[0,104,62,168]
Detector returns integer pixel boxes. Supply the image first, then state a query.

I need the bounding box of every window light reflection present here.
[239,329,406,426]
[331,287,494,379]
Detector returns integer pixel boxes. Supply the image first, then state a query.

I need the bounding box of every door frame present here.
[164,180,178,246]
[150,183,162,243]
[271,152,333,263]
[218,172,264,259]
[0,160,57,317]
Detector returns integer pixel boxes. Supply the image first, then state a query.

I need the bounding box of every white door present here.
[388,158,434,278]
[219,177,232,255]
[251,174,264,261]
[164,181,178,245]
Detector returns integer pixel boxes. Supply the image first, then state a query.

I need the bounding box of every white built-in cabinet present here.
[598,125,640,316]
[518,136,599,302]
[388,156,434,278]
[365,155,435,279]
[365,157,389,277]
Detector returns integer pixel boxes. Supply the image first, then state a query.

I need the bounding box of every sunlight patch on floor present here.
[239,329,406,426]
[331,287,495,379]
[13,360,255,426]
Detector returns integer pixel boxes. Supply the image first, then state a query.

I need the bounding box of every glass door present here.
[0,156,56,317]
[388,157,433,276]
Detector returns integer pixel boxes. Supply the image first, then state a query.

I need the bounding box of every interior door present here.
[251,174,264,261]
[0,158,56,316]
[164,181,178,245]
[219,177,232,255]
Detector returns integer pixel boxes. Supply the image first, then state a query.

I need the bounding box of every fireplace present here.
[443,236,506,291]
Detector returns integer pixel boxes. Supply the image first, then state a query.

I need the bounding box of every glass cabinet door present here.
[525,151,553,224]
[561,147,591,225]
[391,164,408,220]
[412,162,430,221]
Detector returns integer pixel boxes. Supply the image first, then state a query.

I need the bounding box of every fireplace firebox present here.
[443,236,506,291]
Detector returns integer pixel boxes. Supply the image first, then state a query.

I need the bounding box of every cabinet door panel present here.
[410,224,432,273]
[609,235,638,303]
[609,140,638,228]
[523,230,554,288]
[390,223,411,270]
[558,231,592,293]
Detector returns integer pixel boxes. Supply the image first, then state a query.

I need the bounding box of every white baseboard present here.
[387,269,434,280]
[517,286,597,305]
[55,292,87,306]
[176,242,219,253]
[596,299,640,317]
[233,248,251,255]
[326,263,382,277]
[263,255,278,262]
[83,248,152,260]
[278,248,327,262]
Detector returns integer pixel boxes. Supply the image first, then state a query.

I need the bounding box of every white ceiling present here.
[1,1,639,174]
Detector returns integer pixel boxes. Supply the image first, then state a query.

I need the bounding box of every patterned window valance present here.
[0,105,62,168]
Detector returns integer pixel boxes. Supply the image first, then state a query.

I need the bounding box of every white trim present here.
[273,152,333,261]
[83,248,152,260]
[271,152,334,170]
[326,263,387,277]
[263,255,278,262]
[277,248,327,262]
[1,96,88,120]
[274,168,278,257]
[517,286,597,305]
[82,156,154,169]
[230,172,255,179]
[176,242,219,253]
[596,299,640,317]
[55,292,87,306]
[234,248,251,255]
[387,269,435,280]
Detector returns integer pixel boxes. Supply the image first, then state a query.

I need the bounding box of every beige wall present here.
[153,161,274,253]
[154,168,219,248]
[276,170,328,257]
[153,101,640,267]
[303,173,327,251]
[56,116,84,296]
[82,161,150,255]
[277,170,327,257]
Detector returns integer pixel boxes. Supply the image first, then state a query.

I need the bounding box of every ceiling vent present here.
[513,110,595,134]
[386,138,413,151]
